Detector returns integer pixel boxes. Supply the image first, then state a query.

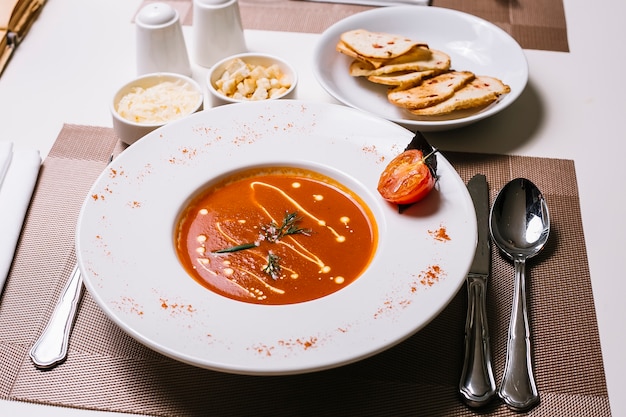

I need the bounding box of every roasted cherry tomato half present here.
[377,149,435,205]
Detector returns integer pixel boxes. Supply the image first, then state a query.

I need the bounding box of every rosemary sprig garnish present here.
[262,252,281,280]
[260,211,312,243]
[212,211,312,279]
[212,242,258,254]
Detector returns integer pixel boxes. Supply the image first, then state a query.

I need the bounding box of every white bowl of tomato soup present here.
[76,100,477,376]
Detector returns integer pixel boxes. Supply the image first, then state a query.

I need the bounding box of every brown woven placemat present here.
[0,124,609,416]
[137,0,569,52]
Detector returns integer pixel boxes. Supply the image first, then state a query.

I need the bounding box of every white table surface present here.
[1,0,624,415]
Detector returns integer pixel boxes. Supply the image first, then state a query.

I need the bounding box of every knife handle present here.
[29,264,84,369]
[459,274,496,407]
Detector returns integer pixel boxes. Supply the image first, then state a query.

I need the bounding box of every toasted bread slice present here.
[367,70,437,89]
[348,49,450,75]
[388,71,475,110]
[338,42,431,69]
[339,29,424,60]
[409,75,511,116]
[359,45,432,69]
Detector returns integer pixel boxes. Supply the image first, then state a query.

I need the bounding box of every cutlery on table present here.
[29,264,83,369]
[459,174,496,407]
[489,178,550,411]
[29,153,120,369]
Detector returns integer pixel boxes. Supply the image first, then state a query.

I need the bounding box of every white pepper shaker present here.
[192,0,247,68]
[135,2,191,76]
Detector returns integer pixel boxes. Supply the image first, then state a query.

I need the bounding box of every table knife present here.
[459,174,496,407]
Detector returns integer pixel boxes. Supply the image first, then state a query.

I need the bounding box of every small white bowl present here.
[111,72,203,145]
[207,53,297,106]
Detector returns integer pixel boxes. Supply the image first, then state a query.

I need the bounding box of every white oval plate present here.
[313,6,528,131]
[76,100,477,375]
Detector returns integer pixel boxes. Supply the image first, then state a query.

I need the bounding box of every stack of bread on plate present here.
[336,29,511,117]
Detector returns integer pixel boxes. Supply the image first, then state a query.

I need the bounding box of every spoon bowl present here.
[490,178,549,259]
[489,178,549,411]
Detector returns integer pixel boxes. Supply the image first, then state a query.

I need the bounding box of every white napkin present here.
[0,141,41,289]
[296,0,429,7]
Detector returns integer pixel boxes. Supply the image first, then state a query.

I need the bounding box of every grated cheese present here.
[116,80,200,124]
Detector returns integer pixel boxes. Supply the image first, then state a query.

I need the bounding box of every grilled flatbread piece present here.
[339,29,425,60]
[337,42,432,69]
[347,49,450,75]
[367,70,437,89]
[358,45,432,69]
[388,71,475,110]
[409,76,511,116]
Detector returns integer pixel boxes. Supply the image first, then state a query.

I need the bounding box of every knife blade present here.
[459,174,496,407]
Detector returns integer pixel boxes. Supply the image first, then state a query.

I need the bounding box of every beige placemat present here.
[137,0,568,52]
[0,124,609,416]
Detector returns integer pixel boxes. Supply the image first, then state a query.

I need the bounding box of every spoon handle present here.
[459,274,496,406]
[499,258,540,410]
[29,264,84,369]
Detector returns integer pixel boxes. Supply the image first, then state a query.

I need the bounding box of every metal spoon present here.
[489,178,549,411]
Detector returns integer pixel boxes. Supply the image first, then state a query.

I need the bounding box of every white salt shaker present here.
[192,0,247,68]
[135,2,191,76]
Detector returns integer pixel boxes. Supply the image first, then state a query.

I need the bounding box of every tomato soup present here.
[175,167,377,305]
